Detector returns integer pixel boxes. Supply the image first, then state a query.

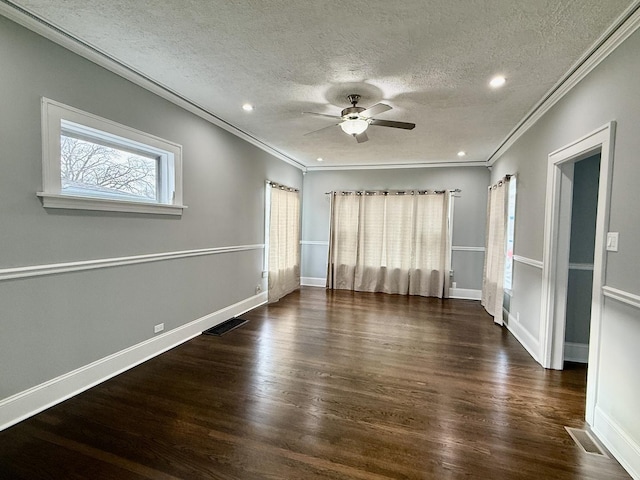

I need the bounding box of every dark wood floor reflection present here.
[0,288,631,479]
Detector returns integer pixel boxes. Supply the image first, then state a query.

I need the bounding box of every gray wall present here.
[565,154,600,345]
[0,16,302,399]
[490,25,640,469]
[301,167,490,289]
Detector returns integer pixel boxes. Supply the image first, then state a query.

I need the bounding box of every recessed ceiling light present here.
[316,157,323,162]
[242,103,254,112]
[490,76,506,88]
[457,151,466,157]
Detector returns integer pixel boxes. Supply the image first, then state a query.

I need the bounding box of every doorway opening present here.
[539,122,615,425]
[563,153,601,366]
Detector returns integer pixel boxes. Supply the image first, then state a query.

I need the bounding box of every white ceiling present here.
[7,0,637,169]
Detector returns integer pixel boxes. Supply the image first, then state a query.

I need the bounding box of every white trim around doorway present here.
[539,121,615,427]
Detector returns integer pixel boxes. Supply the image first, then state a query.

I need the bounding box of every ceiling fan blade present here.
[360,103,391,118]
[355,131,368,143]
[302,111,342,120]
[304,123,340,136]
[369,119,416,130]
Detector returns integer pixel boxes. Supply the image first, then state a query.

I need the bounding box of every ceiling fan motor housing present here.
[341,106,365,119]
[343,94,366,119]
[347,94,361,105]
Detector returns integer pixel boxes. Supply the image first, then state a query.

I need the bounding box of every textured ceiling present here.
[8,0,636,168]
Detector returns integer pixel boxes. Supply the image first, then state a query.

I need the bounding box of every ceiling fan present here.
[303,94,415,143]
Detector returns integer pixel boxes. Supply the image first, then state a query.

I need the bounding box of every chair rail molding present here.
[602,285,640,310]
[513,255,544,269]
[569,263,594,271]
[451,246,485,252]
[0,244,265,282]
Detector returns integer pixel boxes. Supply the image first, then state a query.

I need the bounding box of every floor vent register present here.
[203,317,249,336]
[565,427,609,457]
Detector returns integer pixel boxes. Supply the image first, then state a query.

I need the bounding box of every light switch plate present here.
[606,232,619,252]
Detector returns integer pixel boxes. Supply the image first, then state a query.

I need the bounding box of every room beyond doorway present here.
[564,153,601,365]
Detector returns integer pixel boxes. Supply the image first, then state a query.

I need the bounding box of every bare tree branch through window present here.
[60,135,157,200]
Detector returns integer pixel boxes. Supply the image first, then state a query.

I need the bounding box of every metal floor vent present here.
[203,317,249,336]
[565,427,609,457]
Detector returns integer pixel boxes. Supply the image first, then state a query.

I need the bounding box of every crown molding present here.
[487,1,640,166]
[0,1,307,172]
[5,0,639,174]
[306,161,488,172]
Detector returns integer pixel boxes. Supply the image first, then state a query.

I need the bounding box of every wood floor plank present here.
[0,288,631,479]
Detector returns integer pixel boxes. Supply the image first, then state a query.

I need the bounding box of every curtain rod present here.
[324,189,461,195]
[488,173,515,190]
[266,180,299,192]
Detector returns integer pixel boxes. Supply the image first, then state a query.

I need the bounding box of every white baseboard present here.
[564,342,589,363]
[301,277,326,287]
[0,292,267,431]
[449,288,481,300]
[593,406,640,480]
[506,312,541,363]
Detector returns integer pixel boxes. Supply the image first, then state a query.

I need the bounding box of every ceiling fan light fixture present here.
[340,118,369,135]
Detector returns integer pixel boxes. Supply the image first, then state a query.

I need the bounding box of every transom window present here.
[38,98,185,215]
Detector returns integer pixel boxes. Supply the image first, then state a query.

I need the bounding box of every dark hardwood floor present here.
[0,288,631,479]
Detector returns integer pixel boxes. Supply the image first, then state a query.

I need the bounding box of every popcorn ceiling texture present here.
[14,0,633,167]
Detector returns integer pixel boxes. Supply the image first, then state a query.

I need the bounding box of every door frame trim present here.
[539,122,615,425]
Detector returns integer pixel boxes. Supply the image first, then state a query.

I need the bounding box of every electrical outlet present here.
[452,281,457,288]
[256,284,262,294]
[154,323,164,334]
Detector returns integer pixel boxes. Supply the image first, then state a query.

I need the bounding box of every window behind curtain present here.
[327,191,450,298]
[267,185,300,302]
[503,177,517,291]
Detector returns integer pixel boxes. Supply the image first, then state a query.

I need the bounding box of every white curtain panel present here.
[327,193,360,290]
[481,178,510,324]
[328,192,450,298]
[268,187,300,303]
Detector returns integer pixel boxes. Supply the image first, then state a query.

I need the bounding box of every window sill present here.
[37,192,186,216]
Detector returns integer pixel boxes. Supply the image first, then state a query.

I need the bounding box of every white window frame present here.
[38,98,186,215]
[503,176,517,292]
